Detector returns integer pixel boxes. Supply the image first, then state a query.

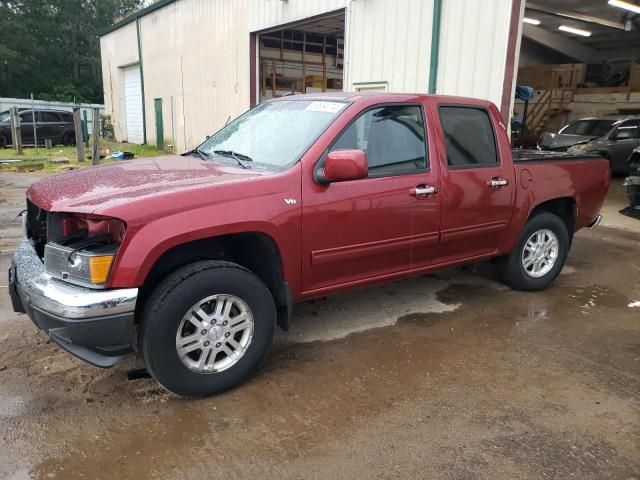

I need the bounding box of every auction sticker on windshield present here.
[304,101,345,114]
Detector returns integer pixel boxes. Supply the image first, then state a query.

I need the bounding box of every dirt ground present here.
[0,172,638,480]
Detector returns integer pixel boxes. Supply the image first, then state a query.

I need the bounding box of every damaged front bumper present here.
[8,239,138,367]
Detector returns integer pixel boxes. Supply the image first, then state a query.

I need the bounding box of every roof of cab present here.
[268,92,496,109]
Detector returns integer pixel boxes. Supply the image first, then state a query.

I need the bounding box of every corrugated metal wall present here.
[139,0,249,152]
[101,0,518,151]
[100,22,140,143]
[436,0,513,107]
[248,0,348,32]
[345,0,433,93]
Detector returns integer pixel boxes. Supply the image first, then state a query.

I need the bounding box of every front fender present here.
[107,169,302,292]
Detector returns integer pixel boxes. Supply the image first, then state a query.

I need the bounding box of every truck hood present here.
[538,132,598,150]
[27,155,271,214]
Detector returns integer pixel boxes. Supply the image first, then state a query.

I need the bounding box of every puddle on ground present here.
[283,276,461,344]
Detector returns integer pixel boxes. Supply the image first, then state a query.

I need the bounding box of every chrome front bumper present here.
[9,239,138,367]
[11,239,138,319]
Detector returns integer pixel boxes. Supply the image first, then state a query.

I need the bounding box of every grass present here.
[0,140,169,174]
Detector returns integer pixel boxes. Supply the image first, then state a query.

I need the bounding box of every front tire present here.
[140,260,276,397]
[497,212,569,291]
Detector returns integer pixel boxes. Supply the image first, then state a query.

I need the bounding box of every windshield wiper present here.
[185,148,210,160]
[212,150,253,169]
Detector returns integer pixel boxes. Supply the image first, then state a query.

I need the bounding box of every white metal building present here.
[99,0,524,151]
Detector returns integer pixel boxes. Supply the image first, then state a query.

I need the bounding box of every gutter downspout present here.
[428,0,443,94]
[136,17,147,144]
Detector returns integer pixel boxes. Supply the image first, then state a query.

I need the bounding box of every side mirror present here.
[321,149,368,183]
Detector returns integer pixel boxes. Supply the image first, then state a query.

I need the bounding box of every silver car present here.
[539,116,640,174]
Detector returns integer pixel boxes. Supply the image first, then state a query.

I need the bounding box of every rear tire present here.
[62,131,76,146]
[0,133,7,148]
[140,260,276,397]
[497,212,569,291]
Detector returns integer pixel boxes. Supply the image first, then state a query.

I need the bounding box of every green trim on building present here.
[428,0,443,94]
[154,98,164,150]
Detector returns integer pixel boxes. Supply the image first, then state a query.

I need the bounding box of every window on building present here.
[330,105,427,176]
[439,107,498,167]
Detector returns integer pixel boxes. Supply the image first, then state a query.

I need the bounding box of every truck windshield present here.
[560,120,615,137]
[199,100,347,171]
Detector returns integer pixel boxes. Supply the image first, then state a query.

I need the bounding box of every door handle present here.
[410,185,437,197]
[487,177,509,189]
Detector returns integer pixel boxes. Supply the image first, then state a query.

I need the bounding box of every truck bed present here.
[512,149,603,163]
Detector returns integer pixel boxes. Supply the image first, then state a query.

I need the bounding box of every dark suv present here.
[0,109,77,148]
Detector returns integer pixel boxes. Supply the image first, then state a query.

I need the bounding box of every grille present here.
[26,199,48,259]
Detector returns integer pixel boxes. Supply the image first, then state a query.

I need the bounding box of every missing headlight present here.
[43,214,125,288]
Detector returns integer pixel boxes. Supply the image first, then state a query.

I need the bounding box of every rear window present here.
[39,112,62,122]
[560,120,614,136]
[439,106,498,167]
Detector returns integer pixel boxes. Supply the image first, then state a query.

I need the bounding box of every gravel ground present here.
[0,173,638,480]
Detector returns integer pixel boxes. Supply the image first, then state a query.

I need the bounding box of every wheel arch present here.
[529,197,576,241]
[501,195,576,255]
[135,232,291,330]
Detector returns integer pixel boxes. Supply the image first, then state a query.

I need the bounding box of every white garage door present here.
[123,64,144,144]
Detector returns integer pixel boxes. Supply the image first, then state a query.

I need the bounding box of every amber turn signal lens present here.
[88,255,114,284]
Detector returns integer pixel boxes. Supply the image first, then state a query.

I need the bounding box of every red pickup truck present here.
[9,93,609,397]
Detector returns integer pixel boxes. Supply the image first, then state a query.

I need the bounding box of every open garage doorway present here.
[256,10,345,102]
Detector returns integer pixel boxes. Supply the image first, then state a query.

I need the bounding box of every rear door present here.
[432,104,515,263]
[38,111,65,144]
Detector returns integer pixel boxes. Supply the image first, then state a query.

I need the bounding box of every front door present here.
[433,105,515,263]
[19,111,35,145]
[301,103,441,293]
[608,120,640,171]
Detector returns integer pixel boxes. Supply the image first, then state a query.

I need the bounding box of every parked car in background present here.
[0,109,77,148]
[624,147,640,209]
[538,116,640,174]
[9,93,610,397]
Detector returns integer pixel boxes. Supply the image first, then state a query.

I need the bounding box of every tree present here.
[0,0,143,103]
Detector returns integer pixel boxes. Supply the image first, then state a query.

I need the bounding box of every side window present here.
[39,112,61,123]
[439,106,498,167]
[19,112,33,123]
[62,112,73,123]
[330,105,427,176]
[616,120,640,140]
